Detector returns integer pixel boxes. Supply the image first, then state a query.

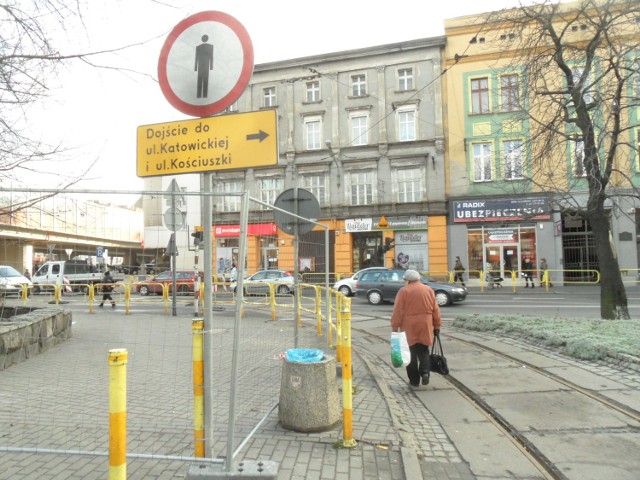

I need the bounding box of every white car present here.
[232,269,298,295]
[0,266,33,296]
[332,267,387,297]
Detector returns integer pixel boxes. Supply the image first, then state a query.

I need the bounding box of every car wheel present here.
[338,285,351,297]
[367,290,383,305]
[277,285,289,295]
[435,291,451,306]
[178,284,190,294]
[139,285,149,296]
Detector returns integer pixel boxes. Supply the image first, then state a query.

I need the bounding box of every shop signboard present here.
[453,197,550,223]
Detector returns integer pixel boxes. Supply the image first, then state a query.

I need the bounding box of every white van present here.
[0,266,33,296]
[31,261,103,293]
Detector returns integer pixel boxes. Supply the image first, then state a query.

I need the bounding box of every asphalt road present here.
[349,287,640,319]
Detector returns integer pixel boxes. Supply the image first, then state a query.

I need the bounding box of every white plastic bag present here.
[390,331,411,368]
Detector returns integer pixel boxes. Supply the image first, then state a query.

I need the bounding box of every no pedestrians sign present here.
[158,11,254,117]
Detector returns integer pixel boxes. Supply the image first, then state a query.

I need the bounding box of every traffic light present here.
[383,238,395,252]
[192,227,203,246]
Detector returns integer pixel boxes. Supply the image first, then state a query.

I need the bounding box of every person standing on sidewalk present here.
[391,269,442,387]
[99,270,116,308]
[539,257,553,287]
[522,256,535,288]
[453,256,466,287]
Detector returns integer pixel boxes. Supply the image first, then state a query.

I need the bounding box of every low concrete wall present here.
[0,306,72,370]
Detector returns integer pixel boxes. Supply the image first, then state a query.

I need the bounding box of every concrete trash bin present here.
[279,349,340,432]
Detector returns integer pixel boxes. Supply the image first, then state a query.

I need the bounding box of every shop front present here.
[344,216,429,272]
[213,223,278,273]
[450,197,552,280]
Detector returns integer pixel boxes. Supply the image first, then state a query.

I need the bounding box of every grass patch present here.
[452,314,640,361]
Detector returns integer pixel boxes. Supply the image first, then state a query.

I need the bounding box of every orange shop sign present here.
[214,223,277,237]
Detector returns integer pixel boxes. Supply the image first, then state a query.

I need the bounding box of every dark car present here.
[135,270,198,296]
[355,268,467,306]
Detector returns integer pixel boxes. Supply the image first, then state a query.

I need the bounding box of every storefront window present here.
[467,225,537,279]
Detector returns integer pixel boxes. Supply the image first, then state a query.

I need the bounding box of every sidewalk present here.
[0,302,638,479]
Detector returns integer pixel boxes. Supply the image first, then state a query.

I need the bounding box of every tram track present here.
[350,315,640,480]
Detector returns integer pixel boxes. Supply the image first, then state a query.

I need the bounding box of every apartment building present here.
[143,37,448,276]
[443,1,640,282]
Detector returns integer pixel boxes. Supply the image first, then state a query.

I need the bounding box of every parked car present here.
[355,268,467,306]
[332,267,388,296]
[135,270,198,296]
[232,269,298,295]
[0,266,33,296]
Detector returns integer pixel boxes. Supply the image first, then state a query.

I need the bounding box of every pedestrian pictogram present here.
[158,11,254,117]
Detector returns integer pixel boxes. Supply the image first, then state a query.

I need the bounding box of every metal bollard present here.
[192,319,205,458]
[108,348,128,480]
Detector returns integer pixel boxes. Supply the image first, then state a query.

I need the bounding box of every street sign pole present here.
[171,181,178,316]
[202,172,214,457]
[293,188,301,347]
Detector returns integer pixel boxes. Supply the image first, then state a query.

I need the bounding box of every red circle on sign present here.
[158,11,254,117]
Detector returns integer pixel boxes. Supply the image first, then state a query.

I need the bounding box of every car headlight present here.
[451,287,465,293]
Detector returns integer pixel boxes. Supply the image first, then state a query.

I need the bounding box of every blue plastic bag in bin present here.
[286,348,324,363]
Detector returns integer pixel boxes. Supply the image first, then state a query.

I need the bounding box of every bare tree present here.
[480,0,640,319]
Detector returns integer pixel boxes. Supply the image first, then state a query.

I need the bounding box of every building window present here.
[258,177,283,209]
[350,170,375,206]
[302,173,327,206]
[502,140,524,180]
[500,74,520,112]
[398,68,413,91]
[573,140,586,177]
[263,87,276,107]
[220,180,242,212]
[351,74,367,97]
[350,111,369,146]
[471,77,490,114]
[397,105,417,142]
[473,143,493,182]
[571,67,593,106]
[304,115,322,150]
[306,81,320,102]
[224,102,238,113]
[395,167,423,203]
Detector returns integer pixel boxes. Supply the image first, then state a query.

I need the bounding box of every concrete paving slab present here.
[599,388,640,412]
[487,390,635,431]
[419,389,542,479]
[545,365,632,391]
[453,364,566,395]
[528,430,640,480]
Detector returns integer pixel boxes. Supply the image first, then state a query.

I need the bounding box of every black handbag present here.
[430,334,449,375]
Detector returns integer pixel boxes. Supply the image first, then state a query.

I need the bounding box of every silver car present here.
[232,269,298,295]
[332,267,387,297]
[0,266,33,296]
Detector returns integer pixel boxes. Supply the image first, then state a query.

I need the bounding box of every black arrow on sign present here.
[246,130,269,142]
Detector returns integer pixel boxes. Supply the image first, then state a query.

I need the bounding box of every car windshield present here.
[0,266,22,277]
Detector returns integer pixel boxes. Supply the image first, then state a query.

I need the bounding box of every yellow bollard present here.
[89,284,95,314]
[124,285,131,315]
[339,297,357,448]
[192,319,205,458]
[108,348,128,480]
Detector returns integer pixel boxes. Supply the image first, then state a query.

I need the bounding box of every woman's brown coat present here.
[391,281,442,347]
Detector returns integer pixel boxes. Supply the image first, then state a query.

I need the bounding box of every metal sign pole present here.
[202,173,214,457]
[293,187,300,348]
[171,182,178,316]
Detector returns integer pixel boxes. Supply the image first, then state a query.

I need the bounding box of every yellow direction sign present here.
[137,109,277,177]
